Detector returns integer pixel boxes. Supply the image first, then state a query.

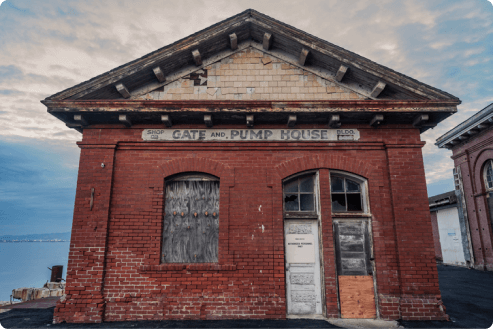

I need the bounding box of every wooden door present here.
[284,220,323,315]
[333,220,376,318]
[162,180,219,263]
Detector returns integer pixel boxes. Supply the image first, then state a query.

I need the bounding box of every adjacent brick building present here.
[43,10,460,324]
[436,103,493,271]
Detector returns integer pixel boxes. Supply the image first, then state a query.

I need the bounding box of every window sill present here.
[138,263,237,272]
[332,212,371,218]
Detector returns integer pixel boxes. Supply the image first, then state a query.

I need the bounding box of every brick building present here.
[436,103,493,271]
[43,10,460,323]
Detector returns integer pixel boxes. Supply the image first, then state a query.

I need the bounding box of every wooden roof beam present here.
[161,115,172,127]
[115,83,130,99]
[413,114,429,127]
[335,65,348,82]
[329,114,341,128]
[119,114,132,127]
[153,67,166,83]
[74,114,88,126]
[263,33,272,50]
[204,114,213,127]
[287,114,297,127]
[298,48,309,66]
[192,50,202,66]
[229,33,238,50]
[370,81,386,98]
[246,114,254,128]
[370,114,384,127]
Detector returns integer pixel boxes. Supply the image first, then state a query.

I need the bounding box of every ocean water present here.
[0,242,69,301]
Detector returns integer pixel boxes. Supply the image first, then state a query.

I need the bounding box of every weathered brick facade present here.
[44,9,459,324]
[437,103,493,271]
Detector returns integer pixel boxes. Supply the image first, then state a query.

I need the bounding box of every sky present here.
[1,0,493,235]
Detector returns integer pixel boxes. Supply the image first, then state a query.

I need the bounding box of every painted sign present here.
[142,129,360,142]
[286,234,315,263]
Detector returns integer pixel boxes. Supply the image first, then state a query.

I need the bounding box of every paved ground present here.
[1,265,492,328]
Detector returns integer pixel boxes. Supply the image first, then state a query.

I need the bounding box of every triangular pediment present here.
[44,9,459,103]
[135,48,365,102]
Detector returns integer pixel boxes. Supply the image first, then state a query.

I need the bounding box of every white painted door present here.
[437,207,466,265]
[285,220,322,315]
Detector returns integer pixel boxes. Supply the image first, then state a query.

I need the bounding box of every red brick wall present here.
[429,211,443,261]
[54,123,447,323]
[451,127,493,271]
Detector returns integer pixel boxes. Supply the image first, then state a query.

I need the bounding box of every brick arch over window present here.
[274,154,374,180]
[161,157,234,186]
[472,149,493,194]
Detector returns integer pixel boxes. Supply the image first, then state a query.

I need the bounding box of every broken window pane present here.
[284,179,299,193]
[300,194,314,211]
[487,161,493,189]
[331,176,344,192]
[300,176,314,192]
[285,194,299,211]
[347,194,362,211]
[346,179,360,192]
[332,194,346,212]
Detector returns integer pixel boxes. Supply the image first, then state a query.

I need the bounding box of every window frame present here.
[483,160,493,192]
[330,171,370,216]
[283,171,320,219]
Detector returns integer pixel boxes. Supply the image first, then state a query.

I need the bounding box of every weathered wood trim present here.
[263,32,272,50]
[161,114,172,127]
[298,48,309,66]
[119,114,132,127]
[335,65,348,82]
[370,114,384,127]
[287,114,297,128]
[192,49,202,66]
[65,123,82,133]
[370,81,386,98]
[204,114,213,127]
[329,114,341,128]
[152,67,166,83]
[74,114,88,126]
[229,33,238,50]
[115,83,130,99]
[246,114,254,128]
[413,114,429,127]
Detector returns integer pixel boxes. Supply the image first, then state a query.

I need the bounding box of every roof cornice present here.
[436,103,493,149]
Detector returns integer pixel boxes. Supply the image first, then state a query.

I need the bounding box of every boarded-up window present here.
[333,220,372,275]
[162,174,219,263]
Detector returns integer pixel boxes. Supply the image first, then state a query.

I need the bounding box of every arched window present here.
[330,173,368,213]
[483,160,493,191]
[283,172,319,218]
[162,173,219,263]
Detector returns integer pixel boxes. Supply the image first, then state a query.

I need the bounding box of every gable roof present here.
[42,9,461,132]
[44,9,459,102]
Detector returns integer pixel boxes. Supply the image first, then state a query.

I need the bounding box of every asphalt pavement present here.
[1,264,492,328]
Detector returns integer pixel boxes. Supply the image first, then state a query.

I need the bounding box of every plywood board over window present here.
[162,174,219,263]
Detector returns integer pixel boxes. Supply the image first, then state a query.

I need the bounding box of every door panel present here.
[333,220,376,318]
[285,220,322,315]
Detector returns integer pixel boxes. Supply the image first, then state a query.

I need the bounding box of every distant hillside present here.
[0,232,71,241]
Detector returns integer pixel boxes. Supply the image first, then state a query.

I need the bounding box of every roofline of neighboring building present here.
[429,190,458,209]
[436,103,493,149]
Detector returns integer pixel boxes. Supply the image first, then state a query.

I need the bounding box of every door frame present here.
[282,170,327,318]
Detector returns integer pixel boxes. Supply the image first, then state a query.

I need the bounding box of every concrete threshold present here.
[328,318,400,328]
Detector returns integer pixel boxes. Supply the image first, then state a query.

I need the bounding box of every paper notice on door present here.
[286,234,315,263]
